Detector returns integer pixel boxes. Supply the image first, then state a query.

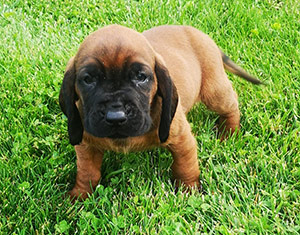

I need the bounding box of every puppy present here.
[59,25,262,200]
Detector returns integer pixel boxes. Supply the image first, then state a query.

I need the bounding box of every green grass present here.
[0,0,299,233]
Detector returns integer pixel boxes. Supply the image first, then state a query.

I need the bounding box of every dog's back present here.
[143,25,224,113]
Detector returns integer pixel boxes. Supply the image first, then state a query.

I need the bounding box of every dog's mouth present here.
[84,103,153,139]
[85,120,151,140]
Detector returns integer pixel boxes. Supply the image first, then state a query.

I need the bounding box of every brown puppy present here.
[59,25,262,200]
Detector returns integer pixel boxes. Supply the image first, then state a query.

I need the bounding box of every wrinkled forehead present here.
[75,26,155,69]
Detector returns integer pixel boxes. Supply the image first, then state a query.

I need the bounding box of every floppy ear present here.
[155,58,178,143]
[59,58,83,145]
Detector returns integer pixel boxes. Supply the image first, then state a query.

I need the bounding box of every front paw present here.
[67,186,91,202]
[174,179,202,193]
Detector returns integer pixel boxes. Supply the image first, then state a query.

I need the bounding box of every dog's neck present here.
[82,130,160,154]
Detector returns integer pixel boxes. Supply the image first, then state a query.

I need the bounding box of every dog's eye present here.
[134,71,149,83]
[82,74,96,85]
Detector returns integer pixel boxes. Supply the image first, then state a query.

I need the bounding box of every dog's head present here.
[59,25,178,145]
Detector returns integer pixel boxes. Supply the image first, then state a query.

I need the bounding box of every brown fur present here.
[61,25,261,200]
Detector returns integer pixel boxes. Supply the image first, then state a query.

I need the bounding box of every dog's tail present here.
[220,50,263,85]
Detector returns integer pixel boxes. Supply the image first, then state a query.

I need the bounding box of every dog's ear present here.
[155,57,178,143]
[59,57,83,145]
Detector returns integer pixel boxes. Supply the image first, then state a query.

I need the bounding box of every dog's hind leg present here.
[200,69,240,139]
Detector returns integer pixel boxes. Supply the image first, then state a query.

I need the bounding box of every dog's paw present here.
[174,179,202,194]
[67,187,91,203]
[217,113,240,141]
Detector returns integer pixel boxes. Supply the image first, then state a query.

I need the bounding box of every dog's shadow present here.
[99,148,173,191]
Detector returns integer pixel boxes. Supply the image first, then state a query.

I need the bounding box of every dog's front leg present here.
[69,144,103,201]
[167,120,200,189]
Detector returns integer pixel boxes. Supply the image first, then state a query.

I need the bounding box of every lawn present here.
[0,0,299,234]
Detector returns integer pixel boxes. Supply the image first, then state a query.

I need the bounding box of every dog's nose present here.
[105,110,127,125]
